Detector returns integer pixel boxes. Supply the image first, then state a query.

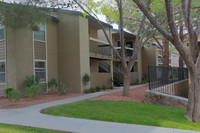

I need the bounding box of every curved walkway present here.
[0,84,198,133]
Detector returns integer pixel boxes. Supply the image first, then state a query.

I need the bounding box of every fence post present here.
[148,66,151,90]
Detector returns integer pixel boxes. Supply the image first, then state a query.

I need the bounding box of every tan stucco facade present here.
[0,10,159,96]
[142,45,158,80]
[6,28,33,93]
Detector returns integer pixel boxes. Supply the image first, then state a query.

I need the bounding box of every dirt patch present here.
[0,93,84,109]
[89,85,148,102]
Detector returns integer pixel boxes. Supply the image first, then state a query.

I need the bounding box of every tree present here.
[132,0,200,122]
[74,0,156,96]
[0,0,155,96]
[0,1,49,30]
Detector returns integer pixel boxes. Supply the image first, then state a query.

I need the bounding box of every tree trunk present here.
[123,72,130,96]
[162,37,169,67]
[185,72,200,122]
[179,56,184,68]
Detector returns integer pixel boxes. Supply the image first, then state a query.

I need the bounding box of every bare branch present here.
[73,0,122,60]
[132,0,173,42]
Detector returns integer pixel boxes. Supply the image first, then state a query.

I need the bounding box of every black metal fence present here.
[148,66,189,98]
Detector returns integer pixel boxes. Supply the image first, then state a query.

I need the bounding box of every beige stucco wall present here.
[47,21,59,83]
[89,26,98,38]
[57,14,90,93]
[6,28,33,92]
[90,59,98,73]
[142,45,158,81]
[90,73,112,88]
[130,72,138,83]
[79,16,90,92]
[137,51,142,83]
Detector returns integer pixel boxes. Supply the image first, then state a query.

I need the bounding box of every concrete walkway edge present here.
[0,84,198,133]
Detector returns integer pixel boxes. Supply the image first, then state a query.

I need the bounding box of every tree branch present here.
[73,0,122,60]
[132,0,173,42]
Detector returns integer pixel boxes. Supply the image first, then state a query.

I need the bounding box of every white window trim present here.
[34,39,46,43]
[34,60,47,83]
[0,60,6,85]
[0,25,5,41]
[33,23,48,87]
[0,25,6,86]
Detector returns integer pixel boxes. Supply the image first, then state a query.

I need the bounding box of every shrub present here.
[5,88,13,98]
[59,82,72,95]
[48,79,58,88]
[7,90,22,102]
[84,89,91,93]
[38,84,46,97]
[82,73,90,85]
[110,85,114,89]
[24,75,41,87]
[89,88,95,93]
[102,85,106,90]
[25,86,39,98]
[134,80,139,85]
[48,79,58,92]
[95,86,101,92]
[130,82,134,86]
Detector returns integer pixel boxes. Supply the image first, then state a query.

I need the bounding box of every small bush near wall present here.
[48,79,58,92]
[82,73,90,85]
[110,85,114,89]
[95,86,101,92]
[7,90,22,102]
[25,86,39,98]
[5,88,14,98]
[102,85,107,90]
[59,82,72,95]
[24,75,41,87]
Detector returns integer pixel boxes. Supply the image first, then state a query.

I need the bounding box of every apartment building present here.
[0,9,158,96]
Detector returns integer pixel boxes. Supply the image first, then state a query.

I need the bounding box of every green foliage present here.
[110,85,114,89]
[48,79,58,88]
[82,73,90,85]
[89,87,95,93]
[59,82,72,95]
[25,86,39,98]
[102,85,107,90]
[7,90,22,102]
[48,79,58,92]
[134,79,139,85]
[0,1,50,30]
[5,88,13,98]
[43,100,200,131]
[84,89,91,93]
[95,86,101,92]
[110,78,114,83]
[24,75,41,88]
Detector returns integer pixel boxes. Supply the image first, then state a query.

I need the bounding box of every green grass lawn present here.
[0,123,70,133]
[42,100,200,131]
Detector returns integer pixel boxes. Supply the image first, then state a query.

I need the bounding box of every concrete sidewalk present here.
[0,84,198,133]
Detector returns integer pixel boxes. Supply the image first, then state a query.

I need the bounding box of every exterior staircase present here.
[99,61,124,87]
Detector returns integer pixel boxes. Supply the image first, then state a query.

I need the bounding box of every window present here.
[0,25,4,40]
[34,24,45,41]
[0,61,5,83]
[34,61,46,81]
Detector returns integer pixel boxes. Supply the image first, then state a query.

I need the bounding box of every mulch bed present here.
[0,93,84,109]
[0,85,148,109]
[89,85,149,102]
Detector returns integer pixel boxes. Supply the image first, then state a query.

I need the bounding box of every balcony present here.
[89,37,112,60]
[113,47,135,61]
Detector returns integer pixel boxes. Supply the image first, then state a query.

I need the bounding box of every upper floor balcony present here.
[113,47,136,61]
